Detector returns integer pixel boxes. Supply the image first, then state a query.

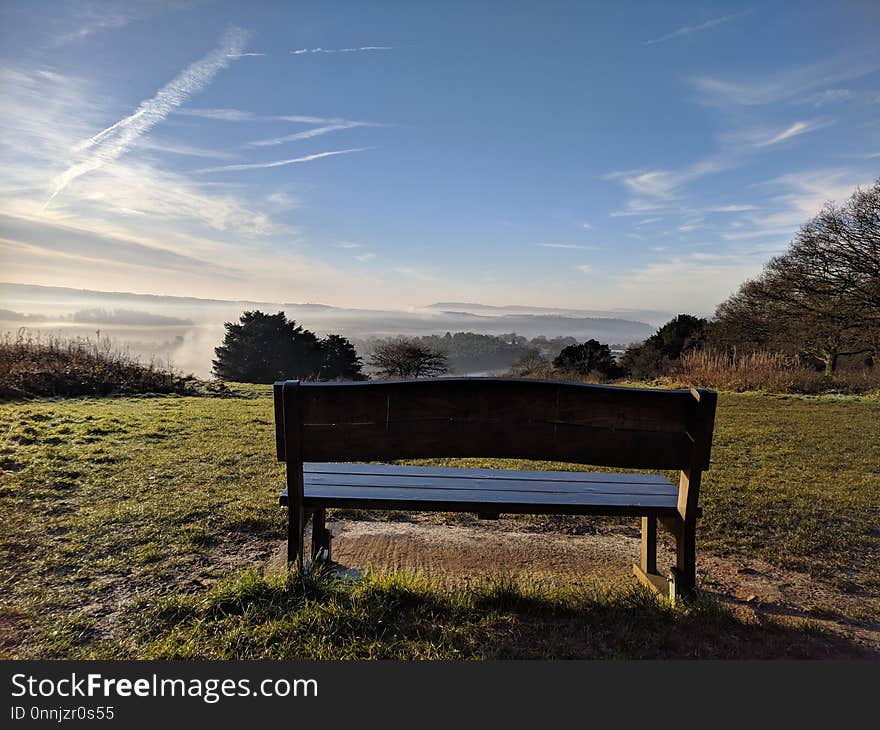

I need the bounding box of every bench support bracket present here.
[633,513,698,603]
[633,515,672,599]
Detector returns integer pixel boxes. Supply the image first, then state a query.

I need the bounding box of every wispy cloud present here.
[176,109,382,135]
[691,51,880,106]
[606,157,727,205]
[48,26,248,204]
[334,242,363,249]
[576,264,592,274]
[195,148,370,173]
[803,88,855,107]
[247,121,374,147]
[52,1,194,46]
[754,119,831,147]
[355,252,376,262]
[54,3,142,45]
[644,12,745,46]
[704,204,757,213]
[176,107,259,121]
[537,243,593,250]
[720,168,876,242]
[227,52,266,58]
[291,46,392,55]
[133,138,238,160]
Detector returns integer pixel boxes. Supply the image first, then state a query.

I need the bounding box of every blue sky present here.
[1,0,878,314]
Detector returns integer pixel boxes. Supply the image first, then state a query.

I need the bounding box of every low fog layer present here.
[0,283,660,378]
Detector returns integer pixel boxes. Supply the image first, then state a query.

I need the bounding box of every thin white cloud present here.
[176,109,380,130]
[48,26,249,204]
[755,120,831,147]
[644,13,745,46]
[54,5,140,45]
[804,88,854,107]
[355,252,376,262]
[692,51,880,106]
[576,264,592,274]
[291,46,392,55]
[247,122,370,147]
[227,52,266,58]
[52,1,193,46]
[278,115,353,124]
[606,157,727,204]
[133,138,238,159]
[334,241,363,248]
[195,147,370,173]
[720,168,874,242]
[537,243,593,250]
[176,107,259,121]
[704,204,757,213]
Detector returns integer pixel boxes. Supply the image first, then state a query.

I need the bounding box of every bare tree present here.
[509,348,549,376]
[712,179,880,374]
[369,338,449,378]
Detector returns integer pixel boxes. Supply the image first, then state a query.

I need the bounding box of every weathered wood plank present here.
[281,483,677,510]
[303,462,672,485]
[282,381,305,567]
[299,421,692,468]
[290,378,702,469]
[689,388,718,470]
[633,564,669,597]
[303,471,677,497]
[273,382,285,461]
[640,515,658,575]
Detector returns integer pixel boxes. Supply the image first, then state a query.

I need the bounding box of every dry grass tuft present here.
[671,348,880,395]
[0,329,196,400]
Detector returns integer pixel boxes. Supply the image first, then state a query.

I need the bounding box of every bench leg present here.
[632,516,669,597]
[311,507,331,562]
[641,515,657,574]
[287,501,305,569]
[670,518,697,600]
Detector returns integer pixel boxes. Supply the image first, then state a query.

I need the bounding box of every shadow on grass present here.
[115,568,870,660]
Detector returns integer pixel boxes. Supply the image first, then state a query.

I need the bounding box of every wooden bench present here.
[273,377,717,600]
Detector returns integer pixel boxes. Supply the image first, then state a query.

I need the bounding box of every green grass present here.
[125,569,860,660]
[1,385,878,658]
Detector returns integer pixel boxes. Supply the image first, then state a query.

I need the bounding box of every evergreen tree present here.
[318,334,366,380]
[621,314,707,378]
[212,311,323,383]
[552,339,621,377]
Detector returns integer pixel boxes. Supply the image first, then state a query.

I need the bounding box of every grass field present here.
[1,385,878,658]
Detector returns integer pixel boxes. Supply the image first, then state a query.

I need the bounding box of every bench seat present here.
[280,462,680,516]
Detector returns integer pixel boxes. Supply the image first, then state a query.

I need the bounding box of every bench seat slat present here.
[304,462,673,485]
[304,472,676,497]
[279,463,679,516]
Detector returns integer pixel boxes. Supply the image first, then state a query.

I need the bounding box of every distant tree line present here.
[213,180,878,387]
[359,332,580,375]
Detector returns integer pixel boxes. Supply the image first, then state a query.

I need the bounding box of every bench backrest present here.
[274,378,717,471]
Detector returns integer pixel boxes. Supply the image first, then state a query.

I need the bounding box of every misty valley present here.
[0,282,661,378]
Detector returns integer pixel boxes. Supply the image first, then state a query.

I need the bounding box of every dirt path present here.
[267,518,880,655]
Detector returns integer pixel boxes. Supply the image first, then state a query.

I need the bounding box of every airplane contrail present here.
[48,26,249,205]
[196,147,370,173]
[290,46,392,55]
